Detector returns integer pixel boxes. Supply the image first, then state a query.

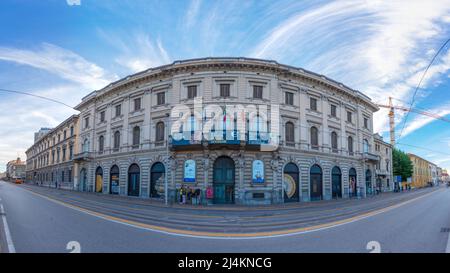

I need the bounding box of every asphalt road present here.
[1,180,449,253]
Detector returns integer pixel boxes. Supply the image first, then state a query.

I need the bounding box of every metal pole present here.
[165,114,170,206]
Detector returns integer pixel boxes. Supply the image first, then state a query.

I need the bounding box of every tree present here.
[393,148,413,181]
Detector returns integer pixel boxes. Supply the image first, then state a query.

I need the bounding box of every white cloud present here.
[0,43,117,90]
[400,105,450,137]
[184,0,202,29]
[251,0,450,136]
[99,30,171,73]
[0,85,79,172]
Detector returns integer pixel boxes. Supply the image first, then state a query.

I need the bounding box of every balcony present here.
[362,152,380,162]
[169,130,279,151]
[73,151,94,162]
[375,169,389,176]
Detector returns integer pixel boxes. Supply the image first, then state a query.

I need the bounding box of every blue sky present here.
[1,0,450,172]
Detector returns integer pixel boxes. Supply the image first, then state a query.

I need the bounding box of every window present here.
[331,132,338,152]
[132,126,140,148]
[83,139,89,153]
[57,149,60,162]
[63,130,67,139]
[386,160,389,171]
[285,122,295,145]
[58,134,60,142]
[61,171,65,182]
[331,104,337,117]
[347,111,352,123]
[157,92,165,105]
[134,98,141,111]
[310,126,319,149]
[70,126,74,136]
[156,122,165,142]
[364,117,369,129]
[115,104,121,117]
[69,145,73,159]
[99,136,104,153]
[285,92,294,105]
[310,97,317,111]
[187,85,197,99]
[100,111,105,122]
[220,84,230,98]
[113,131,120,150]
[363,139,369,153]
[68,170,72,182]
[84,117,89,128]
[62,147,66,161]
[253,85,263,99]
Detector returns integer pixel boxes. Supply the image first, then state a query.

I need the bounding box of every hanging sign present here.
[252,160,265,183]
[184,159,196,182]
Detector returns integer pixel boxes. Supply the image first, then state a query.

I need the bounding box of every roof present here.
[74,57,379,111]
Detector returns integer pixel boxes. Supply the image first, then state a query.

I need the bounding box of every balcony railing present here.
[169,130,277,149]
[363,152,380,162]
[73,151,94,161]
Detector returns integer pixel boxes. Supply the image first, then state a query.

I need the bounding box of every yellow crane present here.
[376,97,450,146]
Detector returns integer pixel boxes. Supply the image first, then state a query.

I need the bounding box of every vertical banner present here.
[252,160,264,183]
[184,159,196,182]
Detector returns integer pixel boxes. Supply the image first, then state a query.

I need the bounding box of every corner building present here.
[73,58,380,205]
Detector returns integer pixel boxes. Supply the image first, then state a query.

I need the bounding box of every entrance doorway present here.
[366,169,372,195]
[95,167,103,193]
[79,168,87,192]
[332,166,342,198]
[213,156,235,204]
[310,164,323,201]
[283,163,299,202]
[349,168,357,197]
[110,165,120,194]
[128,164,140,197]
[150,162,165,198]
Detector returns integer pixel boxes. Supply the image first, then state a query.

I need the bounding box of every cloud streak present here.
[0,43,118,90]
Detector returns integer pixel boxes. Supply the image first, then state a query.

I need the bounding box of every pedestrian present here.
[182,185,187,204]
[179,186,183,204]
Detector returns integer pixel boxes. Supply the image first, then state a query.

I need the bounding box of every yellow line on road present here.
[21,185,441,239]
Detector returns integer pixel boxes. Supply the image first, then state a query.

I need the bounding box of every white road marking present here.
[0,204,16,253]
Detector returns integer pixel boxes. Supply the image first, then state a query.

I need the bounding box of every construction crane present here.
[376,97,450,146]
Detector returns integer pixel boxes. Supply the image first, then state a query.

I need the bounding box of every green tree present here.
[392,148,413,181]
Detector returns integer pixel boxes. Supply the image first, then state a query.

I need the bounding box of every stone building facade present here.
[71,58,380,205]
[25,115,79,189]
[373,134,393,192]
[6,157,26,180]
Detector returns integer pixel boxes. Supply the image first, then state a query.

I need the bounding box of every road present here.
[0,180,449,253]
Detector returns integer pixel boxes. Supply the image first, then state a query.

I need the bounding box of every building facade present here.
[71,58,380,205]
[6,157,26,180]
[430,163,438,186]
[408,153,431,188]
[373,134,393,192]
[25,115,79,189]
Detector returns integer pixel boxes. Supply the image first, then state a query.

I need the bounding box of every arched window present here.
[285,122,295,145]
[132,126,140,147]
[113,131,120,150]
[310,126,319,149]
[348,136,354,155]
[156,122,165,142]
[98,135,104,153]
[363,139,369,153]
[331,131,338,152]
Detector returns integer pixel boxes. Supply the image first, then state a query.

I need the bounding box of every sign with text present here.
[252,160,264,183]
[184,159,196,182]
